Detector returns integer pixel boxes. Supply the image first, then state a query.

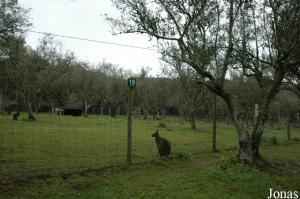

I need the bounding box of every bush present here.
[175,152,191,161]
[166,128,172,132]
[268,136,278,145]
[158,122,167,128]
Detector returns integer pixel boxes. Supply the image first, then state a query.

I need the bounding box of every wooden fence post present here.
[127,78,136,164]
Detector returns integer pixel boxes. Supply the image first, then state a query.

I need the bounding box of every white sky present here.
[19,0,162,75]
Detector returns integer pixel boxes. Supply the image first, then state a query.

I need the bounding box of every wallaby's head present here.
[152,130,159,138]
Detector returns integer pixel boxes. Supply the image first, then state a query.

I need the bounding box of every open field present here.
[0,113,300,198]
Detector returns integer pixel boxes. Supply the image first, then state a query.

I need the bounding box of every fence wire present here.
[1,109,300,181]
[0,113,127,178]
[0,113,166,178]
[0,112,234,180]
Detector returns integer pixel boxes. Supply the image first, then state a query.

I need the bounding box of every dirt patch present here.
[73,182,92,191]
[0,180,15,191]
[272,160,300,175]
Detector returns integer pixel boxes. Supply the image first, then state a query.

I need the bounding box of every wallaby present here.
[152,130,171,157]
[12,111,20,120]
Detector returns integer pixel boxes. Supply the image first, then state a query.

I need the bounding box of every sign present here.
[128,78,136,89]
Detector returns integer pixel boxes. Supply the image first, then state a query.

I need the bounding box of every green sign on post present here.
[128,78,136,89]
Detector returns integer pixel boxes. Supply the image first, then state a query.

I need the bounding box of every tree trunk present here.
[34,103,39,113]
[287,117,291,141]
[84,101,88,117]
[210,92,213,121]
[24,94,36,120]
[27,100,36,120]
[108,106,111,116]
[234,111,267,164]
[143,107,148,120]
[111,105,116,118]
[51,100,55,114]
[0,90,3,113]
[190,111,197,131]
[226,114,230,125]
[100,103,104,115]
[161,109,166,119]
[287,115,291,141]
[222,93,267,164]
[270,114,273,127]
[212,93,217,152]
[138,106,141,117]
[278,106,281,128]
[287,103,291,141]
[237,131,263,163]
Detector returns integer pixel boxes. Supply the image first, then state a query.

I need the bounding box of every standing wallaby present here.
[12,111,20,120]
[152,130,171,157]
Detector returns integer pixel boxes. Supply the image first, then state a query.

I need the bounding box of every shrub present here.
[268,136,278,145]
[158,122,167,128]
[166,128,172,132]
[175,152,191,161]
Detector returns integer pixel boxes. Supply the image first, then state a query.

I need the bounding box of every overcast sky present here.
[19,0,162,75]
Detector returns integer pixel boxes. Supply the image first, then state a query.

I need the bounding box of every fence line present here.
[2,111,293,179]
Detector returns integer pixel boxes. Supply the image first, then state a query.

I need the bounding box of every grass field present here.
[0,113,300,198]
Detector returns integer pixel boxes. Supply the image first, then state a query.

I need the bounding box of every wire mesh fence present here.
[0,113,200,179]
[0,113,129,179]
[0,112,236,180]
[1,111,297,181]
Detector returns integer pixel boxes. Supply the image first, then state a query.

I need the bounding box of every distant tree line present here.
[1,33,299,128]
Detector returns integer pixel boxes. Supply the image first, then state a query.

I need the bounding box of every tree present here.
[99,63,129,117]
[135,74,157,119]
[152,77,173,118]
[33,36,70,112]
[108,0,300,163]
[163,63,207,130]
[0,0,30,113]
[225,74,262,128]
[0,0,30,42]
[38,51,77,111]
[283,64,300,99]
[70,64,107,117]
[270,90,300,139]
[9,40,48,120]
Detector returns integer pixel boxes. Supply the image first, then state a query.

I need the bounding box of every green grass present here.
[0,113,300,198]
[0,113,237,177]
[1,146,299,199]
